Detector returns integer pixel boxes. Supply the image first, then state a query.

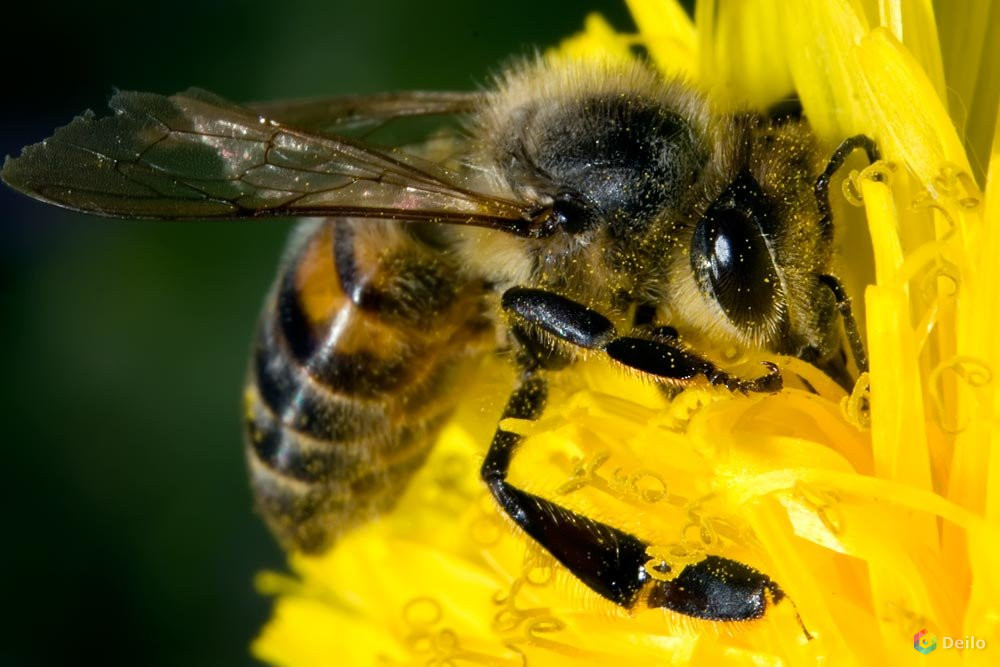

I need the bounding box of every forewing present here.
[1,88,536,231]
[246,91,481,136]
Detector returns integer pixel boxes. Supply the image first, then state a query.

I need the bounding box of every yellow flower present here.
[254,1,1000,664]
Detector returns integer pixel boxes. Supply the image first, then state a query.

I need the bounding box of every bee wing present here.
[2,88,541,235]
[246,91,481,136]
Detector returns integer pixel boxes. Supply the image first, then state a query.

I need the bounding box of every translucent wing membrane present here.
[247,91,482,136]
[2,88,541,234]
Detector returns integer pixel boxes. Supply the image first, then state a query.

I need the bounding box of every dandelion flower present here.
[253,1,1000,664]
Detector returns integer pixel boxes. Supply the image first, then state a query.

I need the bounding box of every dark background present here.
[0,1,639,665]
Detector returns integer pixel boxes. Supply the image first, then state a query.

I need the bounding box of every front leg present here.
[502,287,782,393]
[480,370,789,621]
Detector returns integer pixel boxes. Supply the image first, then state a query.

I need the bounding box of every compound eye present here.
[690,172,782,333]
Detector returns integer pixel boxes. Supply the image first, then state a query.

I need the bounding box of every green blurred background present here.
[0,1,637,665]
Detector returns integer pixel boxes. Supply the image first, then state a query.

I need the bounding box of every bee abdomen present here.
[245,220,488,553]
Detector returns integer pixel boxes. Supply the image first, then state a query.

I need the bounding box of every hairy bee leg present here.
[605,338,782,393]
[501,288,782,393]
[818,274,869,374]
[480,371,789,621]
[500,288,616,349]
[814,134,881,239]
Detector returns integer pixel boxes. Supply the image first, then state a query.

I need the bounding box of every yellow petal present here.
[694,0,793,109]
[976,100,1000,523]
[855,29,975,196]
[626,0,698,80]
[553,12,633,63]
[780,0,870,141]
[876,0,947,100]
[937,0,1000,185]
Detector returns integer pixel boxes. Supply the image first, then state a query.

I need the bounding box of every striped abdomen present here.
[245,219,489,552]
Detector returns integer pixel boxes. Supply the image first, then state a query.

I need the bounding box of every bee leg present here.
[604,336,782,394]
[814,135,878,375]
[627,316,688,401]
[814,134,881,239]
[480,371,790,623]
[818,274,868,374]
[501,288,782,393]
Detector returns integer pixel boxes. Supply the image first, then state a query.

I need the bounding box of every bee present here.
[3,56,876,627]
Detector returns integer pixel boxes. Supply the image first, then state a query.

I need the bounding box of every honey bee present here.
[3,57,876,627]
